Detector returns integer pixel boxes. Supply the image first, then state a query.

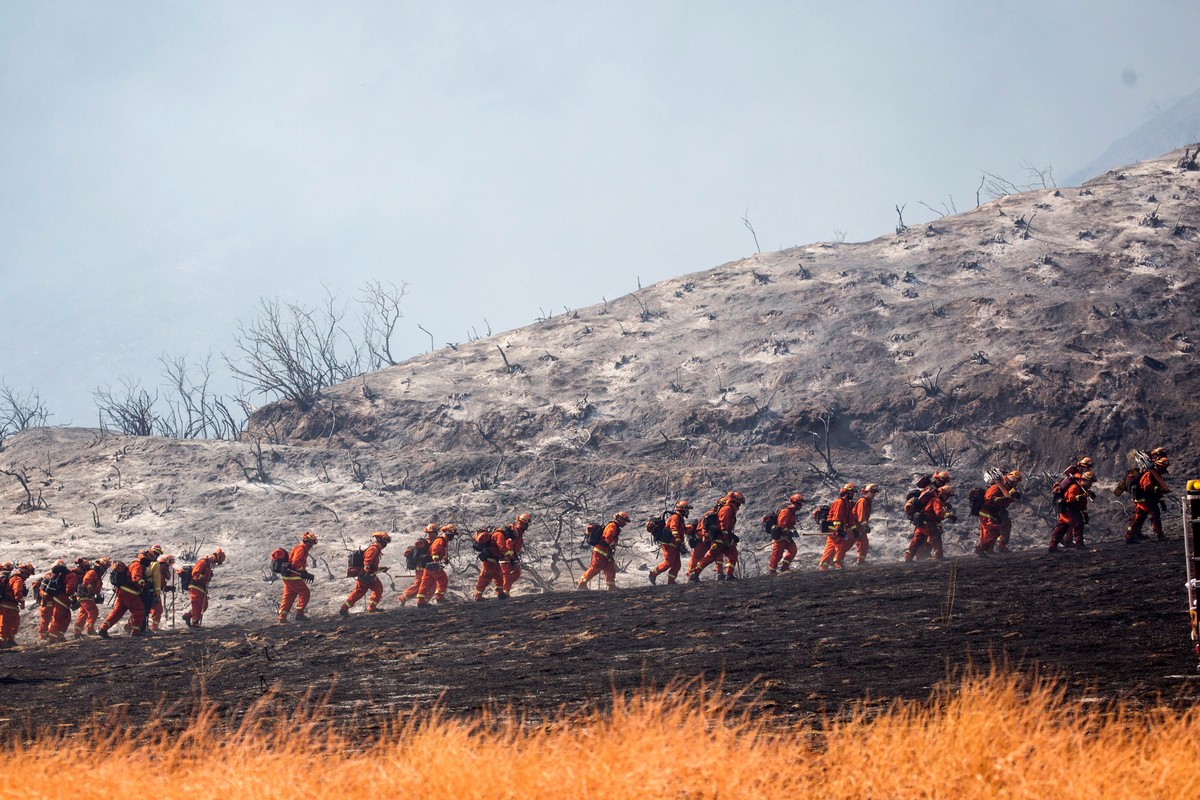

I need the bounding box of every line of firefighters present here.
[0,448,1175,645]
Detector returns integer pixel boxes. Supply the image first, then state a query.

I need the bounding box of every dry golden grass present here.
[2,671,1197,799]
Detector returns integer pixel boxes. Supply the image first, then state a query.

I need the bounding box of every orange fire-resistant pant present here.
[818,534,848,570]
[475,560,506,599]
[651,543,682,582]
[0,602,21,644]
[399,569,424,603]
[101,587,146,633]
[344,576,383,611]
[188,586,209,625]
[579,548,616,589]
[149,592,165,629]
[905,526,944,560]
[854,528,870,563]
[501,560,522,593]
[769,536,797,573]
[1127,502,1163,541]
[979,508,1012,551]
[279,576,310,618]
[687,539,710,575]
[38,595,71,639]
[1049,508,1085,549]
[694,539,738,576]
[417,565,448,605]
[75,599,100,634]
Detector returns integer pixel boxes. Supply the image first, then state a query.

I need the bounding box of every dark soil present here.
[1,538,1196,733]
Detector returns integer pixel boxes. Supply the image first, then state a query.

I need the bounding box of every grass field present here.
[2,670,1197,799]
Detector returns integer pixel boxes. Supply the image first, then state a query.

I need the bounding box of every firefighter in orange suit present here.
[74,558,108,638]
[905,485,955,561]
[340,532,391,615]
[417,525,458,606]
[977,471,1023,555]
[183,549,224,628]
[818,484,857,570]
[0,564,35,647]
[1127,456,1171,542]
[578,512,630,590]
[279,532,317,622]
[769,494,804,574]
[37,560,75,641]
[501,512,532,593]
[399,524,437,605]
[851,484,877,564]
[650,501,691,584]
[98,552,151,637]
[690,492,745,581]
[473,527,509,601]
[1049,471,1095,550]
[686,503,716,579]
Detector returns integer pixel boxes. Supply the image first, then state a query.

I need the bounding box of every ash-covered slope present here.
[1,148,1198,635]
[256,145,1200,506]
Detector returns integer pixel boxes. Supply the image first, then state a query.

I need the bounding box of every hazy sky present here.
[2,1,1199,426]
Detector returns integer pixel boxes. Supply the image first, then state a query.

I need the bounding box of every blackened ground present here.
[1,538,1197,733]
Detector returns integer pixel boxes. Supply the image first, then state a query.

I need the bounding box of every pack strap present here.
[190,586,208,595]
[119,586,140,596]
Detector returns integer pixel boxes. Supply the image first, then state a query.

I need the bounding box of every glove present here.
[163,585,175,593]
[378,566,389,573]
[301,571,315,583]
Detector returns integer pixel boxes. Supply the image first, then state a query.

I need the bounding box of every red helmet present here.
[93,557,111,570]
[301,532,318,546]
[74,557,92,570]
[1078,457,1094,468]
[516,513,532,524]
[932,471,951,484]
[1080,471,1096,482]
[840,483,856,495]
[862,484,878,495]
[614,511,631,525]
[211,549,226,565]
[440,524,459,537]
[372,531,392,544]
[1006,470,1024,484]
[675,500,692,513]
[18,563,35,577]
[789,493,805,505]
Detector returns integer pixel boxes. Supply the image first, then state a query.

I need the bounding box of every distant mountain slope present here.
[1067,88,1200,186]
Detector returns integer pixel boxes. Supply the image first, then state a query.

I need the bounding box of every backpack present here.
[915,473,933,489]
[585,522,605,547]
[473,530,494,560]
[269,548,290,575]
[811,504,832,533]
[108,561,130,589]
[762,513,782,539]
[1114,469,1142,499]
[904,489,935,524]
[701,509,721,536]
[967,487,986,517]
[42,564,69,595]
[404,539,430,571]
[645,514,673,545]
[346,548,365,578]
[0,570,12,603]
[177,565,193,591]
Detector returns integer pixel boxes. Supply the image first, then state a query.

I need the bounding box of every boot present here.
[338,606,350,617]
[687,573,699,583]
[648,571,658,585]
[97,628,110,639]
[294,613,309,621]
[182,613,192,628]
